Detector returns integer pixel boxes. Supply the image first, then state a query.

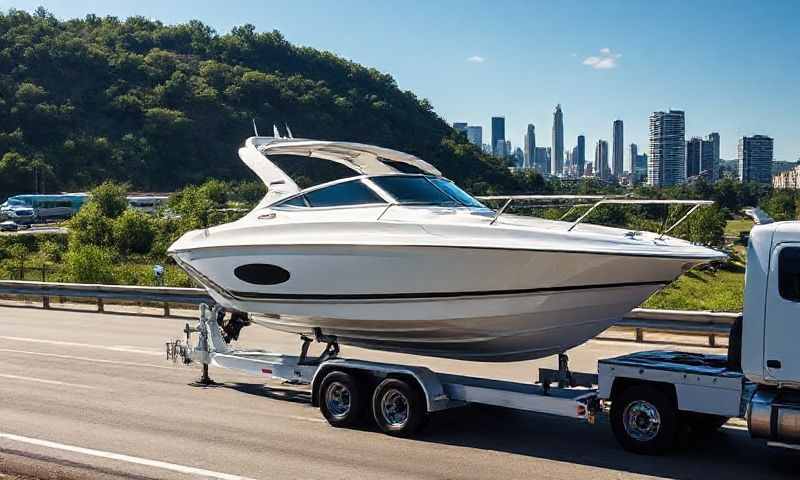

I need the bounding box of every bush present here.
[68,202,114,247]
[62,244,116,284]
[113,209,156,255]
[90,181,129,218]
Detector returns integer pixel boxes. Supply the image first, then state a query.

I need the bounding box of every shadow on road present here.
[231,382,797,479]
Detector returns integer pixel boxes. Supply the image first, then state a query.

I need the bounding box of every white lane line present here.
[0,336,162,356]
[0,432,260,480]
[0,373,98,389]
[0,348,174,370]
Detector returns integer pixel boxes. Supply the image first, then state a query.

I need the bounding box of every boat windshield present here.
[428,178,486,208]
[371,176,465,206]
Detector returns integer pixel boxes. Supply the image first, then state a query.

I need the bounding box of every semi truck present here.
[168,220,800,454]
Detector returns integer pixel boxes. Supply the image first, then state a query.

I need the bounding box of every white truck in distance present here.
[171,220,800,455]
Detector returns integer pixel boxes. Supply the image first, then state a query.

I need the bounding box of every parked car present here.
[0,220,20,231]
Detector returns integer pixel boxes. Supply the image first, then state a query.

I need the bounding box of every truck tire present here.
[611,384,678,455]
[319,370,365,428]
[371,378,427,437]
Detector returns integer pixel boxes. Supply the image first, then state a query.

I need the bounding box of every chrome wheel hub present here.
[623,400,661,442]
[380,389,410,427]
[324,381,352,419]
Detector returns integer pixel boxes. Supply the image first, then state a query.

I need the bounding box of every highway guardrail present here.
[0,280,738,346]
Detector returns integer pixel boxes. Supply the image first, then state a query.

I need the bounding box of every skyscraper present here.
[491,116,505,157]
[576,135,586,178]
[707,132,720,182]
[687,137,703,178]
[594,140,609,180]
[534,147,549,173]
[452,122,468,133]
[612,119,624,177]
[738,135,774,184]
[629,143,638,175]
[523,124,536,170]
[551,104,564,175]
[466,126,482,147]
[648,110,686,187]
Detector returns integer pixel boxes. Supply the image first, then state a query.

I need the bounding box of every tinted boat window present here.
[429,178,486,208]
[304,180,385,207]
[779,247,800,302]
[371,176,457,205]
[280,195,308,207]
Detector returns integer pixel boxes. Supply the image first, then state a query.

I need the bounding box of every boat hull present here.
[174,244,693,361]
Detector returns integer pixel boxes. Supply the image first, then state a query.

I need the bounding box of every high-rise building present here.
[648,110,686,187]
[576,135,586,178]
[466,126,482,147]
[552,104,564,175]
[533,147,549,173]
[513,147,524,167]
[687,137,703,178]
[707,132,720,182]
[491,117,505,157]
[612,119,624,176]
[594,140,609,180]
[452,122,468,133]
[523,124,536,170]
[738,135,774,184]
[494,139,507,158]
[629,143,647,183]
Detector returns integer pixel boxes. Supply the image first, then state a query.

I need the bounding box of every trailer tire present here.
[611,384,678,455]
[371,378,427,437]
[319,370,365,428]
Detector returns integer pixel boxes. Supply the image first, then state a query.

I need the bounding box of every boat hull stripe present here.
[230,280,669,301]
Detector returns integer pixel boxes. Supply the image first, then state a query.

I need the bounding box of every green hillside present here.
[0,8,531,198]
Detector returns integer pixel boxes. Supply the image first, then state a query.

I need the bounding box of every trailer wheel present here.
[611,384,678,455]
[371,378,427,437]
[319,370,365,428]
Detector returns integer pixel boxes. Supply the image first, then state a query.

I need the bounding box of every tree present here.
[4,243,29,280]
[113,208,156,255]
[62,244,115,284]
[32,240,60,281]
[68,202,114,247]
[89,181,129,218]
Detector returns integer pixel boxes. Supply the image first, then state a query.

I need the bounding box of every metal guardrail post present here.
[42,296,50,309]
[709,334,717,347]
[635,328,644,342]
[163,302,170,317]
[97,297,104,313]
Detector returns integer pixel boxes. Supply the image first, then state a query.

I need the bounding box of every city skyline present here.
[7,0,798,163]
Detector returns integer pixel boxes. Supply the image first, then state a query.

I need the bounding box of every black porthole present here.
[234,264,291,285]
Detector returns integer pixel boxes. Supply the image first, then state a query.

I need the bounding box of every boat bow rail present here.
[477,195,715,236]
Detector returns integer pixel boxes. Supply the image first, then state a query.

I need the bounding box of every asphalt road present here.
[0,305,796,479]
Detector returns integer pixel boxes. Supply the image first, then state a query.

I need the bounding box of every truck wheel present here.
[611,384,678,455]
[372,378,427,437]
[319,370,365,428]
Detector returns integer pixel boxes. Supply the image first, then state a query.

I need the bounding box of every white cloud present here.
[466,55,486,63]
[582,48,621,70]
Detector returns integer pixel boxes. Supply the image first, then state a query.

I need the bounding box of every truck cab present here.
[599,221,800,454]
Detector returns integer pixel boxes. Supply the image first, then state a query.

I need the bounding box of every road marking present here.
[0,432,260,480]
[0,336,162,356]
[0,348,175,370]
[0,373,98,389]
[288,415,326,423]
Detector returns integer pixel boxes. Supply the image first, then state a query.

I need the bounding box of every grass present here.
[724,218,754,236]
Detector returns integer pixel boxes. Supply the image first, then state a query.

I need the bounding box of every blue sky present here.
[4,0,799,162]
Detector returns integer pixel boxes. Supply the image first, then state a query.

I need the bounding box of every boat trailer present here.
[167,304,601,436]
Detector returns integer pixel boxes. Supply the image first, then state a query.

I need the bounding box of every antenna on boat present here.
[273,124,281,138]
[285,124,294,139]
[252,119,259,136]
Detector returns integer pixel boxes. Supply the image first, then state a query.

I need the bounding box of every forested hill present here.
[0,8,530,198]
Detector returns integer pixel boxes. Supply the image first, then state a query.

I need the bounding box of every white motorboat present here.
[168,136,726,362]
